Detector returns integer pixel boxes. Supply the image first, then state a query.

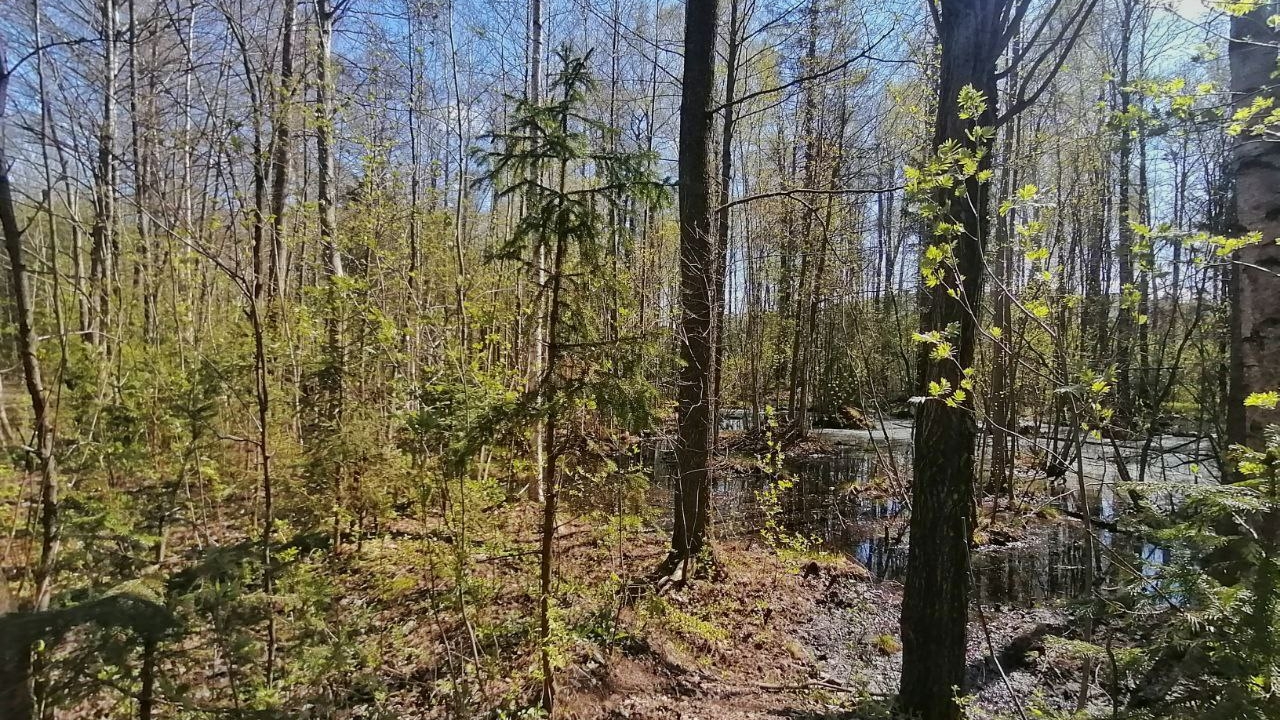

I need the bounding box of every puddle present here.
[647,417,1210,608]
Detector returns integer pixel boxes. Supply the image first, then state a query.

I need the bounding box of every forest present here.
[1,0,1279,716]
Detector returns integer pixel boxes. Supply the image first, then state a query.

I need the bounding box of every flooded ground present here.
[649,415,1215,608]
[633,415,1221,715]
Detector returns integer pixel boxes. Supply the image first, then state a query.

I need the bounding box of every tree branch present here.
[716,184,902,213]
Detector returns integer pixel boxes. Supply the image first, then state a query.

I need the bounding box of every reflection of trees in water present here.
[646,444,1174,607]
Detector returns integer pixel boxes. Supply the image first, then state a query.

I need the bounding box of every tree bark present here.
[527,0,547,501]
[787,0,822,426]
[537,149,570,716]
[127,0,158,341]
[1112,0,1139,423]
[1,49,60,720]
[671,0,720,565]
[898,0,1000,716]
[1227,2,1280,449]
[711,0,741,450]
[268,0,299,300]
[90,0,118,346]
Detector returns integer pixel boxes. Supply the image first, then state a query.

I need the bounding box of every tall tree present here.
[712,0,741,448]
[268,0,299,299]
[526,0,547,501]
[670,0,720,571]
[898,3,1000,714]
[315,0,349,553]
[0,46,60,720]
[899,0,1095,714]
[90,0,117,346]
[479,49,661,713]
[1227,0,1280,448]
[1111,0,1143,423]
[1227,0,1280,684]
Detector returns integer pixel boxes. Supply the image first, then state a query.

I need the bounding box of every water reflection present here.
[647,435,1176,608]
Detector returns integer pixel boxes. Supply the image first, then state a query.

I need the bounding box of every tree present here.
[712,0,740,449]
[670,0,720,573]
[314,0,350,552]
[1110,0,1145,424]
[0,46,60,720]
[898,0,1095,715]
[478,48,662,713]
[899,36,999,720]
[1227,3,1280,694]
[1227,0,1280,449]
[267,0,298,300]
[526,0,547,501]
[89,0,117,346]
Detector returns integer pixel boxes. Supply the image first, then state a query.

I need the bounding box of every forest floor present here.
[362,428,1104,719]
[555,535,1089,720]
[333,495,1089,719]
[138,432,1105,718]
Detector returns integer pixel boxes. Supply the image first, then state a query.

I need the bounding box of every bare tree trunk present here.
[406,0,423,388]
[988,48,1020,503]
[899,0,1000,716]
[0,52,60,720]
[316,0,345,285]
[316,0,348,547]
[527,0,547,501]
[670,0,719,568]
[127,0,158,342]
[90,0,118,346]
[1226,21,1280,673]
[138,637,157,720]
[537,180,568,719]
[1112,0,1139,423]
[226,9,280,684]
[445,2,468,348]
[787,0,822,425]
[712,0,741,449]
[1082,163,1107,366]
[796,90,848,435]
[1227,3,1280,448]
[269,0,299,300]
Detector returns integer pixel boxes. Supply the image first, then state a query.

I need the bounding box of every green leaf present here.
[1243,391,1280,410]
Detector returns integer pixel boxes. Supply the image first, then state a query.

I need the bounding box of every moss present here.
[871,633,901,655]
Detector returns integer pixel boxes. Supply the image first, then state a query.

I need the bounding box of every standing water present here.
[648,415,1210,607]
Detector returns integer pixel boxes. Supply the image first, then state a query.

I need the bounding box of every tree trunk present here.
[317,0,344,284]
[787,0,822,425]
[537,168,569,717]
[128,0,158,341]
[1227,2,1280,449]
[898,0,1000,716]
[712,0,741,450]
[671,0,719,566]
[987,34,1022,504]
[536,77,575,713]
[90,0,118,346]
[1,52,60,720]
[269,0,298,300]
[1113,0,1138,423]
[527,0,547,501]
